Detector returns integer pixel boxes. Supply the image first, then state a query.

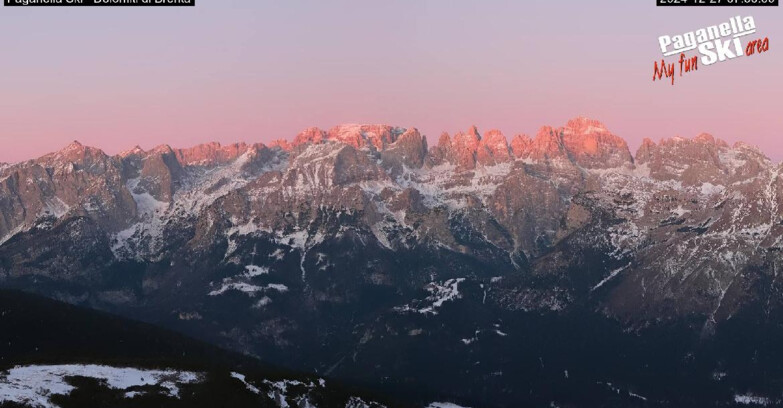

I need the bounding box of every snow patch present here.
[230,372,261,394]
[42,197,70,218]
[700,182,725,196]
[591,263,631,292]
[0,364,201,408]
[208,282,288,297]
[253,296,273,308]
[127,178,168,216]
[245,264,269,277]
[734,394,771,406]
[346,396,387,408]
[671,205,690,217]
[395,278,466,315]
[426,403,472,408]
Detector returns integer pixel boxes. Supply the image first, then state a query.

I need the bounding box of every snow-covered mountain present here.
[1,117,782,407]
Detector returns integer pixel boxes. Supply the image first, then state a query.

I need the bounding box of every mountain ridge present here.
[1,116,782,406]
[1,117,772,169]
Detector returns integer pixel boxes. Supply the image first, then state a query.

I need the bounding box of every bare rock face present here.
[451,125,482,171]
[510,119,632,170]
[0,141,136,242]
[380,128,428,175]
[428,126,484,170]
[476,129,511,166]
[293,127,327,147]
[37,141,114,175]
[635,134,724,185]
[428,126,511,170]
[326,124,403,151]
[268,138,293,151]
[173,142,253,167]
[634,133,766,186]
[0,117,780,336]
[509,134,532,158]
[514,126,569,163]
[136,145,181,203]
[433,126,481,172]
[387,187,427,214]
[429,132,454,166]
[292,125,406,152]
[0,138,287,259]
[561,117,633,169]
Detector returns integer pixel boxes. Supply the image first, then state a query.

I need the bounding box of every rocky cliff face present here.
[1,117,780,321]
[1,117,781,407]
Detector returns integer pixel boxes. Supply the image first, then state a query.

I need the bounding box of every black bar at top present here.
[5,0,194,6]
[657,0,777,5]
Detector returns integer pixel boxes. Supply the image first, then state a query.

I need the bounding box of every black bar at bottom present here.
[5,0,194,6]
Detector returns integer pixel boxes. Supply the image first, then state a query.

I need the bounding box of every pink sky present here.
[0,1,781,162]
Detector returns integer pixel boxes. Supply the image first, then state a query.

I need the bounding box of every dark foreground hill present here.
[0,290,398,408]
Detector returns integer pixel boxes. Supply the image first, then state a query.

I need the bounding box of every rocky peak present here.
[514,126,568,162]
[283,141,387,194]
[135,145,182,202]
[561,117,633,169]
[326,124,403,151]
[38,140,113,175]
[732,140,765,155]
[380,128,428,175]
[268,139,292,151]
[476,129,511,165]
[118,145,146,158]
[508,118,633,169]
[453,126,482,151]
[694,133,721,146]
[428,132,454,166]
[635,138,657,164]
[634,133,769,185]
[509,134,532,158]
[636,134,722,165]
[173,142,252,167]
[291,124,407,153]
[437,125,483,171]
[427,126,513,170]
[293,127,327,147]
[437,132,452,148]
[150,144,176,156]
[64,139,83,150]
[726,141,772,179]
[564,117,607,134]
[51,140,105,160]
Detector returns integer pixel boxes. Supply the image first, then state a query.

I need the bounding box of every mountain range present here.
[1,117,782,407]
